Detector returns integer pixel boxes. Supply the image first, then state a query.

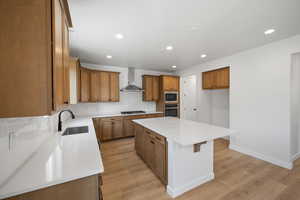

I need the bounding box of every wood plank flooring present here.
[101,138,300,200]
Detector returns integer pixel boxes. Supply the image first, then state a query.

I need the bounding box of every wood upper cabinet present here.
[143,75,160,101]
[82,70,120,102]
[62,20,70,104]
[202,71,215,89]
[0,0,72,117]
[69,57,81,104]
[99,71,110,102]
[215,67,230,88]
[109,72,120,102]
[90,71,101,102]
[161,75,180,91]
[80,68,91,102]
[52,0,65,110]
[202,67,230,89]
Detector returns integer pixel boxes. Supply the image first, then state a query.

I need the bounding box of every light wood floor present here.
[101,138,300,200]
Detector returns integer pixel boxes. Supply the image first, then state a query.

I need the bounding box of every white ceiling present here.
[68,0,300,72]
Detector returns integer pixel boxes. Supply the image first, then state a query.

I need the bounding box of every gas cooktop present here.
[121,111,146,115]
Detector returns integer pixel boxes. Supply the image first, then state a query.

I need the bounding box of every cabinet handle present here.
[150,140,155,144]
[155,136,161,141]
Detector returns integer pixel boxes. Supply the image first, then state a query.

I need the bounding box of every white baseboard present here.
[229,144,293,170]
[292,152,300,162]
[167,173,214,198]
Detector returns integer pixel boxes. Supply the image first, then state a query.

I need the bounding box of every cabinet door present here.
[135,124,144,157]
[202,71,215,89]
[112,119,123,139]
[155,141,166,183]
[143,76,153,101]
[76,61,81,102]
[144,130,155,170]
[100,120,113,141]
[163,76,179,91]
[92,118,100,141]
[124,119,135,137]
[152,76,160,101]
[52,0,65,110]
[80,68,91,102]
[99,72,110,102]
[90,71,101,102]
[215,67,229,89]
[62,20,70,104]
[110,73,120,102]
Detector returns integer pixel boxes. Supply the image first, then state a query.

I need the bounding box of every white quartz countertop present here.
[0,117,103,199]
[78,111,163,118]
[133,117,236,146]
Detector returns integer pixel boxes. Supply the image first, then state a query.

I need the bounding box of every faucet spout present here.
[58,110,75,132]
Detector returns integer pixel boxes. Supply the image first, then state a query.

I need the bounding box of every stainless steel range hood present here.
[120,67,144,92]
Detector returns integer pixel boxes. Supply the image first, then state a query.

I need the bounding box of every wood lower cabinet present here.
[93,113,163,142]
[99,117,123,141]
[202,67,230,89]
[134,124,167,184]
[134,124,145,158]
[4,175,102,200]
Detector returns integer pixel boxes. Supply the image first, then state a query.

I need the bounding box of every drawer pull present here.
[150,140,155,144]
[155,136,161,141]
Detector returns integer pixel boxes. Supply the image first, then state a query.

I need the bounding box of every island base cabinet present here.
[4,175,101,200]
[134,124,167,185]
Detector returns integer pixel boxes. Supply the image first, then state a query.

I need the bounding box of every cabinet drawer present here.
[101,116,123,121]
[153,132,166,144]
[146,113,163,118]
[144,128,155,139]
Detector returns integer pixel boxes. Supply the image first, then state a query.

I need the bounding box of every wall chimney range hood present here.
[120,67,144,92]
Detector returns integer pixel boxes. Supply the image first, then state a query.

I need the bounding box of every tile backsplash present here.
[0,116,53,138]
[69,92,156,116]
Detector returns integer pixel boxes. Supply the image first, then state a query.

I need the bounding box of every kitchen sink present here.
[62,126,89,136]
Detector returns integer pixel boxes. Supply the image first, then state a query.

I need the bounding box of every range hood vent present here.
[120,67,144,92]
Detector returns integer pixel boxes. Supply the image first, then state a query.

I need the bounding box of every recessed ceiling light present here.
[115,33,124,39]
[201,54,207,58]
[264,29,275,35]
[106,55,112,59]
[172,65,177,69]
[166,46,173,51]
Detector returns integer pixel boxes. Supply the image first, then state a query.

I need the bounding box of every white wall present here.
[70,63,174,116]
[291,53,300,161]
[178,34,300,169]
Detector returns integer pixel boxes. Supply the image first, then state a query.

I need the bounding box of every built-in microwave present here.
[164,91,179,103]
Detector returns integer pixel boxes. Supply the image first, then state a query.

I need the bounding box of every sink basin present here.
[62,126,89,136]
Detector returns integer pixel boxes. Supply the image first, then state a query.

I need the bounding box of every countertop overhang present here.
[133,117,236,146]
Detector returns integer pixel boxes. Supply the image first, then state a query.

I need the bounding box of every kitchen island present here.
[133,117,236,198]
